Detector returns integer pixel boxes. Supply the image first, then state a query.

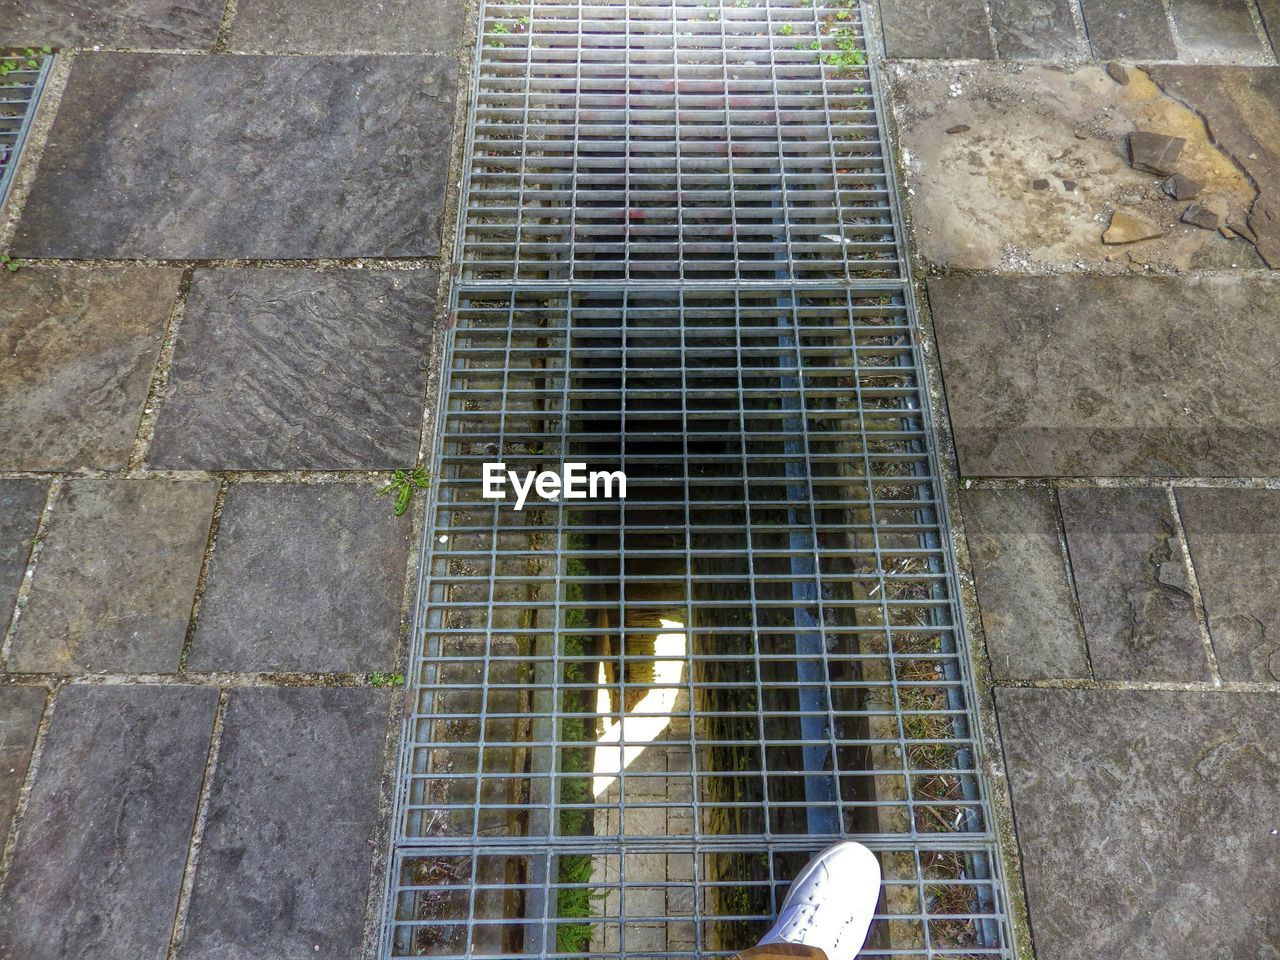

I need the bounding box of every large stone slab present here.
[187,483,410,673]
[1145,66,1280,268]
[1169,0,1270,62]
[928,274,1280,477]
[13,54,458,259]
[1058,487,1209,681]
[0,266,179,471]
[960,488,1089,680]
[0,480,46,634]
[1,0,223,48]
[0,684,217,960]
[178,687,390,960]
[989,0,1086,59]
[1261,0,1280,50]
[0,687,46,841]
[9,480,217,674]
[230,0,466,52]
[879,0,995,58]
[888,62,1265,273]
[1176,488,1280,682]
[1079,0,1177,59]
[150,268,436,470]
[996,688,1280,960]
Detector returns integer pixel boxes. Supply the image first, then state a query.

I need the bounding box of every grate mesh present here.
[0,48,53,212]
[383,2,1013,959]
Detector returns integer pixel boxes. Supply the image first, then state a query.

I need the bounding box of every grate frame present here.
[0,48,53,213]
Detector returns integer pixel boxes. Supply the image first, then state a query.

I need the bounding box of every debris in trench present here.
[946,123,970,134]
[1062,179,1077,191]
[1181,202,1221,231]
[1103,209,1164,244]
[1106,62,1130,85]
[1128,131,1186,177]
[1032,178,1050,190]
[1161,173,1200,201]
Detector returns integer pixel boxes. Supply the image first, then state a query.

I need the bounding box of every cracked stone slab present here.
[187,483,410,673]
[230,0,467,52]
[149,268,436,471]
[1144,66,1280,268]
[1058,487,1209,682]
[887,62,1264,273]
[989,0,1086,59]
[0,0,223,48]
[1176,488,1280,682]
[960,488,1089,680]
[928,274,1280,477]
[9,480,217,674]
[0,480,46,635]
[1079,0,1177,59]
[13,54,458,259]
[879,0,995,58]
[996,688,1280,960]
[0,687,45,842]
[0,266,179,471]
[1168,0,1270,62]
[178,687,390,960]
[0,685,217,960]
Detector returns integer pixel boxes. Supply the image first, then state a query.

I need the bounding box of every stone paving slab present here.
[187,483,411,673]
[13,54,458,260]
[9,480,217,674]
[879,0,995,59]
[230,0,466,53]
[0,266,179,471]
[1079,0,1178,59]
[0,686,45,841]
[0,480,45,635]
[1176,488,1280,682]
[960,488,1089,680]
[0,684,217,960]
[996,688,1280,960]
[887,62,1269,273]
[1,0,224,49]
[177,687,390,960]
[988,0,1085,59]
[1262,0,1280,48]
[150,268,436,471]
[1058,487,1209,681]
[928,274,1280,477]
[1169,0,1270,62]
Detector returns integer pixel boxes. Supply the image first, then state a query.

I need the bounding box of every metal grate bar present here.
[381,2,1013,959]
[0,48,53,212]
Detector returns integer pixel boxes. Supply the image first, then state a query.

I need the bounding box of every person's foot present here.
[755,842,881,960]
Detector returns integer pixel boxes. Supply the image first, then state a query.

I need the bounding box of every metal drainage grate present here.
[0,48,53,212]
[382,2,1013,959]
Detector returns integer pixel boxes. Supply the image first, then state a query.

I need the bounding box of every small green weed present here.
[1,254,21,273]
[777,23,793,35]
[369,672,405,687]
[377,467,430,516]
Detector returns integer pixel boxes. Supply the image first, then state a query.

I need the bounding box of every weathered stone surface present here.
[1128,131,1184,176]
[0,687,45,841]
[1146,66,1280,268]
[0,481,45,635]
[150,269,436,471]
[1105,62,1129,85]
[928,274,1280,476]
[0,685,217,960]
[188,483,410,673]
[1182,201,1222,230]
[1260,0,1280,50]
[1169,0,1269,61]
[1058,487,1209,681]
[887,62,1261,273]
[0,0,223,48]
[1176,488,1280,681]
[179,688,390,960]
[989,0,1085,59]
[996,688,1280,960]
[9,481,216,674]
[1102,208,1163,243]
[0,266,178,471]
[879,0,995,58]
[14,54,458,259]
[1079,0,1177,59]
[230,0,466,52]
[1162,172,1200,199]
[960,489,1089,680]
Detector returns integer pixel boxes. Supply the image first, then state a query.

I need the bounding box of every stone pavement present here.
[875,1,1280,956]
[0,3,465,958]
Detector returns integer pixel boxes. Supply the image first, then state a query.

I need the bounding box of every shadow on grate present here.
[0,48,53,211]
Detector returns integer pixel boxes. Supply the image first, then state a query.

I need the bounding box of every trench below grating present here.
[0,49,53,212]
[382,3,1014,959]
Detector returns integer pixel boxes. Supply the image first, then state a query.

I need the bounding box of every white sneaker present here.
[755,842,881,960]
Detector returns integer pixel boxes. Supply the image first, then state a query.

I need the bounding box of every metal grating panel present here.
[0,49,53,212]
[382,2,1014,959]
